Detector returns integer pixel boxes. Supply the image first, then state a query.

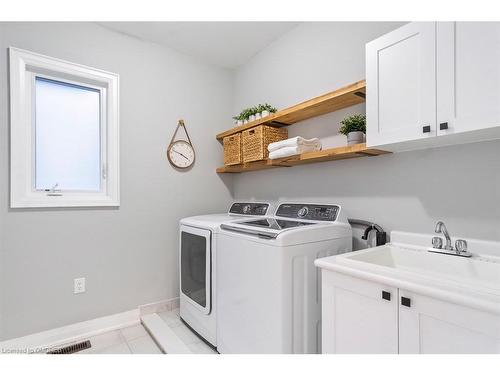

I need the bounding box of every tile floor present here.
[77,324,162,354]
[157,308,217,354]
[70,308,216,354]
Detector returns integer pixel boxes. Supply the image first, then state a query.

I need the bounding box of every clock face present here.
[167,140,195,169]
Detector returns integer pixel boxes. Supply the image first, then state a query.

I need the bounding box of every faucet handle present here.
[455,239,468,253]
[432,236,443,249]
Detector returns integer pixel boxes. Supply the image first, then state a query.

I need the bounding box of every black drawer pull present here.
[422,125,431,133]
[440,122,449,130]
[382,291,391,301]
[401,296,411,307]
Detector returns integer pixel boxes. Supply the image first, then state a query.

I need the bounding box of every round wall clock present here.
[167,120,196,169]
[167,140,195,169]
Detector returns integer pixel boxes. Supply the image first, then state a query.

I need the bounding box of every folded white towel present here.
[267,136,321,153]
[268,144,321,159]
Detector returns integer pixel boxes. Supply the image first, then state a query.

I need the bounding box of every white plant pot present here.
[243,119,248,125]
[237,120,243,126]
[249,115,256,122]
[347,131,365,145]
[255,113,261,120]
[261,110,270,118]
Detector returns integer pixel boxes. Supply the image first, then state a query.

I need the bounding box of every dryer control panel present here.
[229,202,269,216]
[276,203,339,221]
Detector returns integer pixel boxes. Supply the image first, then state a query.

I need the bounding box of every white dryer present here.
[217,203,352,353]
[179,202,271,348]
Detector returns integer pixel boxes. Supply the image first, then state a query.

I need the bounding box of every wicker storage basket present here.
[223,133,242,165]
[242,125,288,162]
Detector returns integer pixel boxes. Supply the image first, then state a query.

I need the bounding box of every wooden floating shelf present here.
[216,80,367,141]
[215,80,390,174]
[216,143,390,173]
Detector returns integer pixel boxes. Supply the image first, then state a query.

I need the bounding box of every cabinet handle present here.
[401,296,411,307]
[422,125,431,133]
[439,122,449,130]
[382,290,391,301]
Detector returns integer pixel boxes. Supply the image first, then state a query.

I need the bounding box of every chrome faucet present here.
[434,221,453,250]
[430,221,472,257]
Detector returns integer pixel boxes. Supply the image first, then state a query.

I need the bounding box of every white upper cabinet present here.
[366,22,437,147]
[367,22,500,150]
[437,22,500,136]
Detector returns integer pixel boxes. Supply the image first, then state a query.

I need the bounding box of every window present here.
[9,48,119,207]
[35,77,101,192]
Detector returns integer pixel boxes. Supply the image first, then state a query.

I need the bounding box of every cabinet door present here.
[399,290,500,354]
[321,271,398,354]
[366,22,436,147]
[437,22,500,137]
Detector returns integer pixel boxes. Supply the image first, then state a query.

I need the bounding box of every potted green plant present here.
[256,104,269,118]
[232,114,244,126]
[339,114,366,145]
[248,106,258,122]
[254,106,262,120]
[238,109,247,124]
[260,103,277,118]
[233,104,277,125]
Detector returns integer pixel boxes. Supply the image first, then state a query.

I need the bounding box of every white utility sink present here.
[315,231,500,313]
[336,245,500,293]
[315,231,500,354]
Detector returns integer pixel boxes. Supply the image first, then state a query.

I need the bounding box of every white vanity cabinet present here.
[321,271,398,354]
[398,290,500,354]
[366,21,500,150]
[321,270,500,354]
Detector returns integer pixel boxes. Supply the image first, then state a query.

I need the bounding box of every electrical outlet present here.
[74,277,86,294]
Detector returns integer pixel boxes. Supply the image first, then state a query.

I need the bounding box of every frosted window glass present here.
[35,77,101,191]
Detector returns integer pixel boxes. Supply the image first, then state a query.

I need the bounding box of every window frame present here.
[9,47,120,208]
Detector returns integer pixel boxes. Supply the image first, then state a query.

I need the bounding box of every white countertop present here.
[315,231,500,315]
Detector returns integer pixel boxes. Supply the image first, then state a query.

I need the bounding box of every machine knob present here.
[242,204,251,214]
[432,236,443,249]
[298,206,309,218]
[455,239,468,253]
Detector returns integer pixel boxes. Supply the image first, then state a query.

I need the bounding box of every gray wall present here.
[0,22,234,340]
[1,21,499,342]
[232,22,500,244]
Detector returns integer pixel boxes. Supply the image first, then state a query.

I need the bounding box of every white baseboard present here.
[0,309,140,354]
[139,297,180,316]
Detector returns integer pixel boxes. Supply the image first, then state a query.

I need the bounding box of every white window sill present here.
[11,194,120,208]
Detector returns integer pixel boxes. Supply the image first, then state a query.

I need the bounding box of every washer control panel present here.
[276,203,339,221]
[229,202,269,216]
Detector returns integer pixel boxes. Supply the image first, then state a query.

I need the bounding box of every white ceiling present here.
[99,22,300,69]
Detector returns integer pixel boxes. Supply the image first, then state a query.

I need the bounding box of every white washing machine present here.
[217,202,352,354]
[179,202,271,348]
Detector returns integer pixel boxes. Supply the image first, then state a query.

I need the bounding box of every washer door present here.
[180,225,211,315]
